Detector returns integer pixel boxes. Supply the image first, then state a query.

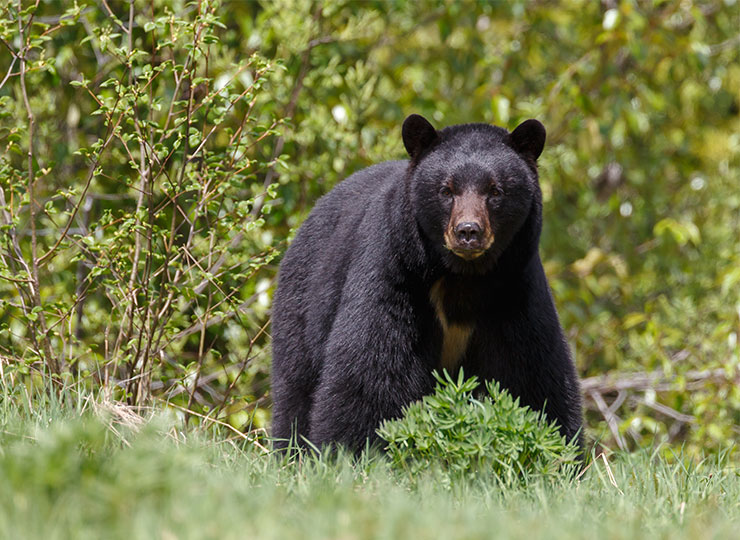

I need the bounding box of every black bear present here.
[271,114,582,452]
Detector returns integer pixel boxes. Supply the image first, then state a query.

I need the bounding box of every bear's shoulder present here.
[317,160,408,208]
[299,159,409,246]
[280,160,410,278]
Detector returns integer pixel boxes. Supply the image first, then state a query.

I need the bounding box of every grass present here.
[0,385,738,539]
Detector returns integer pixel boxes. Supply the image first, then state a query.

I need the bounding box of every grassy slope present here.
[0,395,738,540]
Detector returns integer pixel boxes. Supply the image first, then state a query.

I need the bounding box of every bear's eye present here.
[439,185,453,197]
[488,184,503,198]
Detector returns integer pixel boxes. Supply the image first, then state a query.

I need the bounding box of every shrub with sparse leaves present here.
[0,0,281,430]
[378,370,581,486]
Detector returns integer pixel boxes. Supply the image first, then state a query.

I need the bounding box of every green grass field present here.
[1,390,738,540]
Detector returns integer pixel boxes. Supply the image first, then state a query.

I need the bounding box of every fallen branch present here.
[581,367,738,446]
[581,368,737,394]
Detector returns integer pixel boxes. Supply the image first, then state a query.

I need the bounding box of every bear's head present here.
[403,114,545,275]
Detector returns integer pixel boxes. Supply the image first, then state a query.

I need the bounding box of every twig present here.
[165,401,269,454]
[589,390,627,450]
[169,285,268,343]
[185,290,213,425]
[120,0,152,403]
[17,0,58,374]
[37,112,123,266]
[100,0,130,34]
[213,319,270,420]
[250,15,323,219]
[547,50,597,103]
[0,55,17,91]
[636,398,696,424]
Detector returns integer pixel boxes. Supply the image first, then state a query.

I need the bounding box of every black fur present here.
[271,115,582,452]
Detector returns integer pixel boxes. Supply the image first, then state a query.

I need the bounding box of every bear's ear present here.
[509,119,546,162]
[402,114,438,159]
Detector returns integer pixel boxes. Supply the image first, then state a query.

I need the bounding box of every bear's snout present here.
[455,221,482,247]
[444,191,494,260]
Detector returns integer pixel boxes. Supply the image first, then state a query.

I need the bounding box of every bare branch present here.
[17,0,58,373]
[582,367,738,448]
[581,368,737,394]
[100,0,130,34]
[0,56,17,91]
[637,398,696,424]
[589,390,627,450]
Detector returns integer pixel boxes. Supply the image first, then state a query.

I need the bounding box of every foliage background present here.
[1,0,739,457]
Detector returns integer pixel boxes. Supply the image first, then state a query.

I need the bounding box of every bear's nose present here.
[455,222,482,247]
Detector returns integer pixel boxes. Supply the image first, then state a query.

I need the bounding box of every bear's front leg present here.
[307,290,435,452]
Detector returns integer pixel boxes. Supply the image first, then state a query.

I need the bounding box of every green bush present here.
[378,370,581,486]
[0,0,279,430]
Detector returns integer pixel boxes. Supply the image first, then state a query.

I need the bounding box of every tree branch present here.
[18,0,58,374]
[581,368,737,394]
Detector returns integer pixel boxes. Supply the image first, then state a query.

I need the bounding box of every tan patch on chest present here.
[429,279,474,371]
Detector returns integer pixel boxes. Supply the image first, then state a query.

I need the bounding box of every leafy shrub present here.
[0,0,280,429]
[378,370,581,486]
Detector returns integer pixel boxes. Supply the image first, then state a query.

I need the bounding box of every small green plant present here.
[378,370,581,486]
